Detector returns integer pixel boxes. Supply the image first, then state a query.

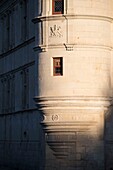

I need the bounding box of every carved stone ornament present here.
[52,114,59,121]
[49,25,63,38]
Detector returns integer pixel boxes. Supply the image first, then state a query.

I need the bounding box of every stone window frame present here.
[53,57,63,76]
[52,0,64,15]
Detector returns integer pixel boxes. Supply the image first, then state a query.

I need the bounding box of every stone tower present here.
[33,1,113,170]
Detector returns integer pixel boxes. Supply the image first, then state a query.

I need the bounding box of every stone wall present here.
[34,0,113,170]
[0,0,45,170]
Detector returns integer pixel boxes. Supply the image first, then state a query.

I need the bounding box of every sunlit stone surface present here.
[33,0,113,170]
[1,0,113,170]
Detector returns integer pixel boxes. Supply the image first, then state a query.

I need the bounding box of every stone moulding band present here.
[34,96,112,109]
[33,44,113,52]
[32,14,113,23]
[42,122,97,133]
[35,96,107,159]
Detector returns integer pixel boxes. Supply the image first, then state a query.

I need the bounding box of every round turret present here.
[33,1,113,170]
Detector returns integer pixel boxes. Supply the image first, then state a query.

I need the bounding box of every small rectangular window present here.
[52,0,64,14]
[53,57,63,76]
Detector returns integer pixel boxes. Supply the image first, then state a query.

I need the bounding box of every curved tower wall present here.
[33,1,113,170]
[36,1,112,98]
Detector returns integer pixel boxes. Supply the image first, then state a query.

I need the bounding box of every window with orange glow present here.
[53,57,63,76]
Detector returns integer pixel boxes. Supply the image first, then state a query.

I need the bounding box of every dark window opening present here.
[52,0,64,14]
[53,57,63,76]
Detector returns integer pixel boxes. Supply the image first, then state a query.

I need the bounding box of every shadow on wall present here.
[45,131,105,170]
[0,110,45,170]
[39,93,113,170]
[105,106,113,170]
[36,54,113,170]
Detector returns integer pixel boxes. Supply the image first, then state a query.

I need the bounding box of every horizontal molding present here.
[35,96,112,109]
[0,107,37,117]
[33,14,113,23]
[0,61,35,78]
[35,95,112,100]
[0,37,35,59]
[34,44,113,52]
[42,122,97,132]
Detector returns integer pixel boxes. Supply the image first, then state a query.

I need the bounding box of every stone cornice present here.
[0,37,35,59]
[0,107,37,117]
[35,96,112,110]
[0,61,35,78]
[36,95,107,159]
[33,44,113,52]
[32,14,113,23]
